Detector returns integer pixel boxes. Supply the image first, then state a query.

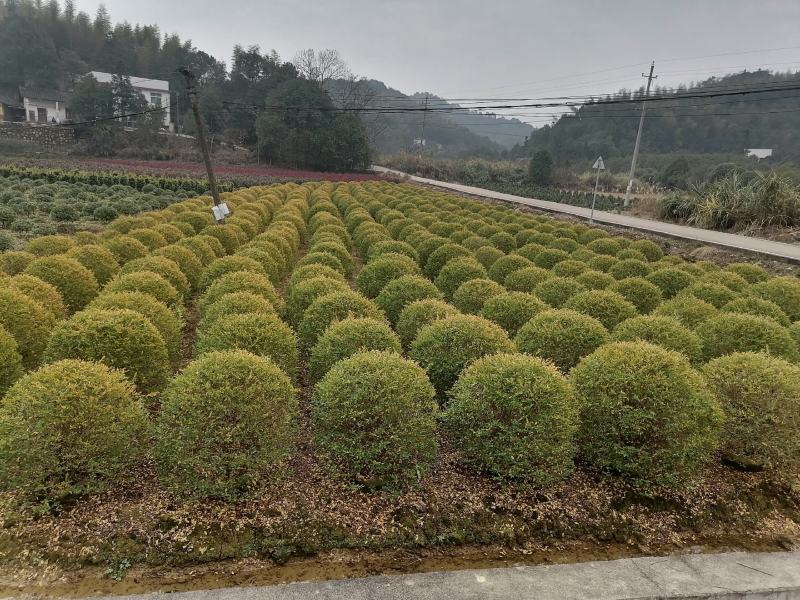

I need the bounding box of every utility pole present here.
[590,156,605,224]
[178,66,224,217]
[624,61,657,208]
[418,94,429,157]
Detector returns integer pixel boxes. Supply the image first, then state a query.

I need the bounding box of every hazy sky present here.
[72,0,800,126]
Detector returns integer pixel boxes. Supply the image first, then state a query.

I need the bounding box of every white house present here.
[88,72,172,130]
[20,87,71,123]
[745,148,773,160]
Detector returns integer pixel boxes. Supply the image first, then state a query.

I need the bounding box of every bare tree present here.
[292,48,352,87]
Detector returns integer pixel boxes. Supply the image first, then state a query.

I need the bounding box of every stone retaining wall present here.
[0,122,76,148]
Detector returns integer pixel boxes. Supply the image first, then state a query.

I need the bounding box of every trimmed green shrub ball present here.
[479,291,548,337]
[287,264,345,291]
[487,254,532,284]
[504,266,552,292]
[105,271,180,308]
[629,239,664,262]
[572,341,723,487]
[474,246,505,270]
[0,360,149,502]
[550,259,588,278]
[702,352,800,472]
[514,242,546,262]
[154,245,204,291]
[0,287,55,369]
[24,256,99,313]
[156,350,297,500]
[753,277,800,322]
[563,289,638,330]
[586,237,621,256]
[653,296,718,328]
[444,353,577,484]
[368,240,418,262]
[612,315,702,363]
[127,228,167,250]
[533,248,570,270]
[25,235,75,257]
[396,299,460,349]
[309,317,401,382]
[515,309,609,372]
[299,290,385,349]
[0,325,22,395]
[357,253,421,298]
[4,273,67,320]
[409,315,515,398]
[489,231,516,253]
[375,275,443,324]
[176,236,217,266]
[0,251,36,275]
[451,278,504,315]
[313,351,438,489]
[574,270,615,290]
[534,276,586,308]
[609,258,651,280]
[121,256,191,298]
[296,251,346,275]
[195,312,298,376]
[435,257,487,300]
[679,282,738,309]
[726,262,769,284]
[645,267,695,299]
[44,308,170,393]
[200,255,268,291]
[609,277,663,314]
[198,291,276,334]
[700,270,750,293]
[199,271,283,316]
[423,244,471,279]
[90,291,182,366]
[587,254,618,273]
[104,234,150,264]
[722,297,791,327]
[66,244,121,285]
[696,313,798,362]
[286,277,350,327]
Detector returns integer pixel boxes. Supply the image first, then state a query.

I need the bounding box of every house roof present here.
[19,87,71,103]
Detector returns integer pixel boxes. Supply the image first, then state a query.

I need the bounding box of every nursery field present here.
[0,180,799,591]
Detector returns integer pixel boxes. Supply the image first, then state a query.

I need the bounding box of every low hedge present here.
[375,275,443,324]
[702,352,800,472]
[0,360,149,503]
[409,314,516,398]
[696,313,799,362]
[444,353,578,484]
[313,351,438,489]
[515,309,609,372]
[156,350,297,500]
[44,308,170,393]
[572,341,723,487]
[308,317,402,383]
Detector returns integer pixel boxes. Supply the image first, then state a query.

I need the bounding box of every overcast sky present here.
[72,0,800,126]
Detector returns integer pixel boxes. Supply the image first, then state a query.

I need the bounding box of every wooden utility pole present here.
[624,61,657,208]
[179,67,223,212]
[418,94,429,157]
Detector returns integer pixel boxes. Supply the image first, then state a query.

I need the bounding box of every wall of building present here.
[22,98,68,123]
[0,121,76,147]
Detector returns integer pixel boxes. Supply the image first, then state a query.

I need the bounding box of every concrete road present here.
[373,166,800,263]
[101,551,800,600]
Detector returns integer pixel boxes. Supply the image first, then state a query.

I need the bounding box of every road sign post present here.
[590,156,605,224]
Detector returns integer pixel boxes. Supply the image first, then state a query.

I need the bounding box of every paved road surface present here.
[100,551,800,600]
[373,166,800,263]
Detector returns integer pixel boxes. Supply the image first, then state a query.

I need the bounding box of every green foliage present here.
[200,256,268,291]
[24,256,99,313]
[725,262,769,284]
[423,244,472,279]
[121,256,190,298]
[702,352,800,472]
[609,277,663,314]
[534,276,586,308]
[444,353,577,483]
[451,278,505,315]
[298,290,385,349]
[313,351,438,489]
[487,254,532,284]
[645,267,695,299]
[629,239,664,262]
[527,150,553,186]
[375,275,443,324]
[309,318,401,383]
[409,315,515,398]
[721,297,791,327]
[66,244,121,285]
[395,299,461,349]
[356,253,421,298]
[572,342,723,487]
[104,271,180,308]
[514,309,609,372]
[653,295,718,328]
[198,292,276,333]
[608,259,651,280]
[678,282,738,309]
[198,271,283,316]
[44,308,170,393]
[0,325,23,395]
[0,251,35,275]
[612,315,702,363]
[562,290,638,330]
[4,273,67,320]
[104,235,150,264]
[696,313,799,362]
[195,313,298,377]
[25,235,76,257]
[156,351,297,500]
[0,287,56,368]
[0,360,149,503]
[434,257,487,300]
[504,266,552,292]
[574,270,615,290]
[479,291,548,337]
[752,277,800,322]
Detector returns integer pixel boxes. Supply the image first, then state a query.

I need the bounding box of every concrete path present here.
[373,166,800,263]
[105,551,800,600]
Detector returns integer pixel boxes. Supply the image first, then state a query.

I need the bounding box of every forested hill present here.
[516,70,800,163]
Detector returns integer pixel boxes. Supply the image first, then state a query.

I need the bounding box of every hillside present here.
[515,70,800,164]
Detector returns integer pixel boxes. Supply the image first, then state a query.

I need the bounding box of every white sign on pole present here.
[592,156,605,171]
[590,156,605,224]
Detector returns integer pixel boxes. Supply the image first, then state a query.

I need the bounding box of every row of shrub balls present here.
[0,181,798,506]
